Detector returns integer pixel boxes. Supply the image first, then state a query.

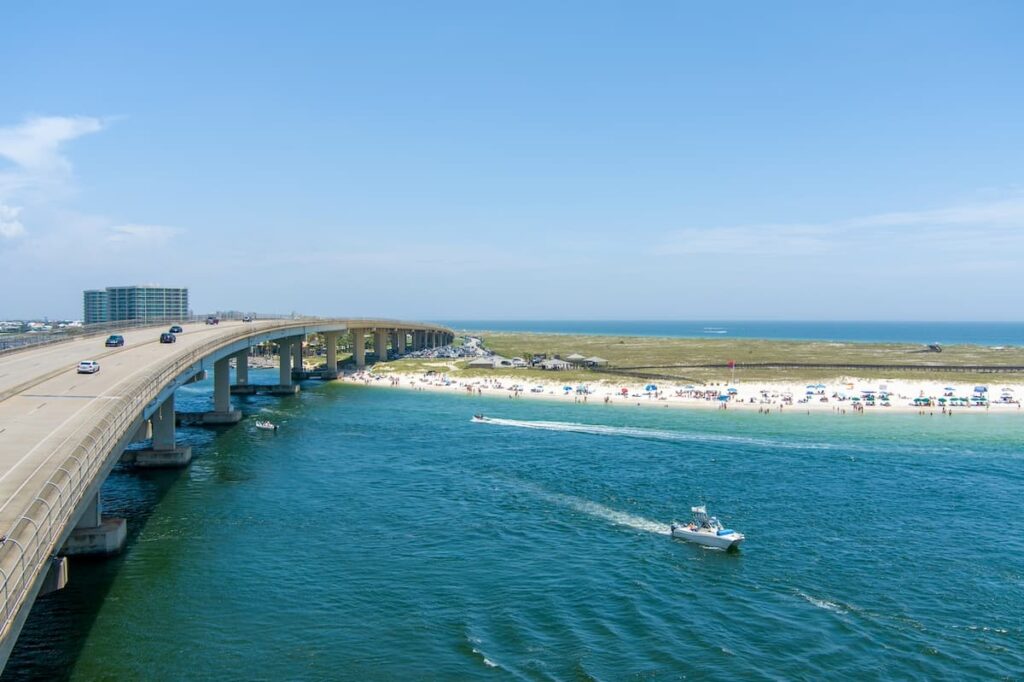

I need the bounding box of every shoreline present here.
[338,367,1024,416]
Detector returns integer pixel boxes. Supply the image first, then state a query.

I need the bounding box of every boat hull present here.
[671,527,744,550]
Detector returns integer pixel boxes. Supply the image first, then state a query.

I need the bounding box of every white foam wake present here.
[476,417,828,450]
[511,479,671,536]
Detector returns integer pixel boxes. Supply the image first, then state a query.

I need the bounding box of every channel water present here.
[4,371,1023,679]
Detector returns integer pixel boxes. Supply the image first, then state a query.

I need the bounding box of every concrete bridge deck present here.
[0,317,453,669]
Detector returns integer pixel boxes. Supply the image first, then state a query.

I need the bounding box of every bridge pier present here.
[397,330,407,354]
[265,337,300,395]
[201,356,242,424]
[130,393,193,467]
[322,332,339,379]
[352,329,366,368]
[292,338,303,373]
[230,350,256,394]
[374,330,387,363]
[63,492,126,556]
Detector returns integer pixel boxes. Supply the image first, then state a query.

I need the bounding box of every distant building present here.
[83,285,189,324]
[83,290,109,324]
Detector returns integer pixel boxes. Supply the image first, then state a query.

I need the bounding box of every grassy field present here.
[448,331,1024,384]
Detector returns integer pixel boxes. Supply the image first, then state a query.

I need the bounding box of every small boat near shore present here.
[471,414,489,423]
[671,506,744,550]
[254,420,279,431]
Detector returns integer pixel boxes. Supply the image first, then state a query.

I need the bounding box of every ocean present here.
[5,371,1022,679]
[443,320,1024,346]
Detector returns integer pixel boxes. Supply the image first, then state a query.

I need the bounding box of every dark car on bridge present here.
[104,334,125,347]
[169,325,183,333]
[206,316,219,325]
[159,333,177,344]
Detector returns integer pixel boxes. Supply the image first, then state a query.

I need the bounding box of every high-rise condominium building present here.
[82,286,189,324]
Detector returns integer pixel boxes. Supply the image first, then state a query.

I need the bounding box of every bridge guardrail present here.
[0,313,300,354]
[0,317,453,642]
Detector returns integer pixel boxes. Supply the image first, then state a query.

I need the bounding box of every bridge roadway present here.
[0,317,453,669]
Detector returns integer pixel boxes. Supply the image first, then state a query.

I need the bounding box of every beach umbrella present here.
[563,386,572,392]
[718,395,729,401]
[815,384,826,389]
[727,387,738,394]
[938,398,947,403]
[806,385,815,389]
[685,385,695,389]
[974,386,988,393]
[620,387,629,395]
[806,390,814,395]
[645,384,658,392]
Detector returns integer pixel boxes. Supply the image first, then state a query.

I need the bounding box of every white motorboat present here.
[671,506,745,550]
[254,420,278,431]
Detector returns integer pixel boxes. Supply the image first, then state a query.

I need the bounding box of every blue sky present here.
[1,1,1022,320]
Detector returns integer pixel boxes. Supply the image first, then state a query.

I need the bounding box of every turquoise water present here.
[5,371,1024,679]
[444,320,1024,345]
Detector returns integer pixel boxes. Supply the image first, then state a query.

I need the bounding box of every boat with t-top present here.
[671,506,745,550]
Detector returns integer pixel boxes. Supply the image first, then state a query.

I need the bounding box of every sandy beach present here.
[340,365,1024,415]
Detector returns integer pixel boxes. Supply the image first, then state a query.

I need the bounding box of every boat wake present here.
[509,479,671,536]
[797,591,848,615]
[477,417,830,451]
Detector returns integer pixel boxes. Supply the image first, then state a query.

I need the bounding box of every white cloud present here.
[106,223,182,243]
[659,224,830,256]
[0,116,107,237]
[657,195,1024,257]
[0,203,24,238]
[0,116,104,175]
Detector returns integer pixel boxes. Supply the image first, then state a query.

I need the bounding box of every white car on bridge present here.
[77,360,100,374]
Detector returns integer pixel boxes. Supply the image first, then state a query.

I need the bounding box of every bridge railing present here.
[0,313,302,354]
[0,318,313,641]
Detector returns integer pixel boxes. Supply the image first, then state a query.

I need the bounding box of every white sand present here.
[341,367,1024,415]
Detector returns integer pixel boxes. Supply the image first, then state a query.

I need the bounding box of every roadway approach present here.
[0,317,454,670]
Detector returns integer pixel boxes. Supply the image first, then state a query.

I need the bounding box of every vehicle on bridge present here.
[242,315,254,322]
[206,316,219,325]
[159,332,177,344]
[104,334,125,347]
[76,360,100,374]
[169,325,183,333]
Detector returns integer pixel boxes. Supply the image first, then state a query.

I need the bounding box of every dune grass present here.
[459,332,1024,384]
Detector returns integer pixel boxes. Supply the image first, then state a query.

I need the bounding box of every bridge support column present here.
[374,330,387,362]
[267,338,300,394]
[292,338,303,375]
[132,393,193,467]
[352,329,366,368]
[397,330,406,354]
[231,350,256,394]
[202,356,242,424]
[63,492,127,556]
[322,332,339,379]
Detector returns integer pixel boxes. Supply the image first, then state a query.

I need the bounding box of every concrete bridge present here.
[0,317,453,669]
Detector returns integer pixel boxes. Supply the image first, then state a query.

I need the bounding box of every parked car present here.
[105,334,125,347]
[205,316,219,325]
[77,360,100,374]
[169,325,183,333]
[160,333,177,343]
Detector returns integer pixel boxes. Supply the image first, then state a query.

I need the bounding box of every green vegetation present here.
[463,332,1024,384]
